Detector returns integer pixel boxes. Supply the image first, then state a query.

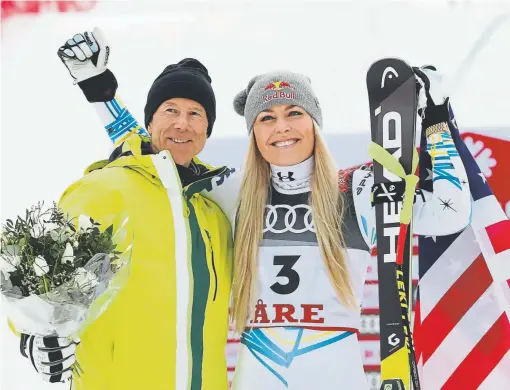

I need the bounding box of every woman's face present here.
[252,104,315,166]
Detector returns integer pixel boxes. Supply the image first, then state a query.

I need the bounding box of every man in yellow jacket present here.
[18,29,233,390]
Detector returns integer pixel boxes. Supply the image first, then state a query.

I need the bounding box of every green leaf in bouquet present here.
[104,225,114,238]
[50,242,60,255]
[2,204,132,302]
[40,275,50,294]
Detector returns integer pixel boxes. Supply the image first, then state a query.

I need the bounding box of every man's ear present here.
[147,123,153,135]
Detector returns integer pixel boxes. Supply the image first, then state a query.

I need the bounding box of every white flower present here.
[33,256,49,276]
[61,243,74,264]
[0,258,17,276]
[73,268,98,293]
[1,245,21,267]
[0,245,21,276]
[44,222,60,233]
[0,271,13,291]
[78,215,93,231]
[73,241,79,248]
[50,228,72,244]
[50,229,60,242]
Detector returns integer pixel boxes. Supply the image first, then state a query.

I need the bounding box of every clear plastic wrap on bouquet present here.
[1,250,131,338]
[0,205,133,339]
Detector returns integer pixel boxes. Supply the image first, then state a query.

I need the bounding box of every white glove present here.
[57,27,110,84]
[414,65,448,111]
[413,65,451,129]
[21,334,78,383]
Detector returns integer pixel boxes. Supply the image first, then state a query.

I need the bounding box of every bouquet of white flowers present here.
[0,202,132,341]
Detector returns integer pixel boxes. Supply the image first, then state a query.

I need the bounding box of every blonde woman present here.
[62,30,471,388]
[202,68,471,390]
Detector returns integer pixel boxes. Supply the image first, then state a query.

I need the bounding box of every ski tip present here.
[368,57,410,69]
[366,57,416,103]
[367,57,413,85]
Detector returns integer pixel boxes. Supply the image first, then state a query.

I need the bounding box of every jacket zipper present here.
[204,230,218,301]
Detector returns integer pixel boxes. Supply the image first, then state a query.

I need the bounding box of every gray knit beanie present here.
[233,71,322,132]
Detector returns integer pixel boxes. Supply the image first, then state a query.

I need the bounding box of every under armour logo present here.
[277,172,295,182]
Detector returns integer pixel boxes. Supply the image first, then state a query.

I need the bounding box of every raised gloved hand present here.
[413,65,451,132]
[20,333,79,383]
[57,27,117,102]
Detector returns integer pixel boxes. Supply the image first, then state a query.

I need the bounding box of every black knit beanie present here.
[144,58,216,137]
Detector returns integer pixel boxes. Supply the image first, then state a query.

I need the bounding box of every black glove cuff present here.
[77,69,118,103]
[421,98,450,130]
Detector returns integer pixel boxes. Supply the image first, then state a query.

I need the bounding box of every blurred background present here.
[1,1,509,389]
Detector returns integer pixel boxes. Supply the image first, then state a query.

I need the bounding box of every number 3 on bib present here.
[270,255,301,294]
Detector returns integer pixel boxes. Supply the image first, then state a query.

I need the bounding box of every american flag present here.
[414,105,510,390]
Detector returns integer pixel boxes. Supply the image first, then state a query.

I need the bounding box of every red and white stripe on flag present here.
[477,215,510,292]
[472,195,510,323]
[415,196,510,389]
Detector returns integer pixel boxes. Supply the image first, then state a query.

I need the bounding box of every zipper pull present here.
[182,196,190,218]
[204,229,212,249]
[204,230,218,302]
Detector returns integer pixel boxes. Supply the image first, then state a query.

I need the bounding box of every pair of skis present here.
[367,59,422,390]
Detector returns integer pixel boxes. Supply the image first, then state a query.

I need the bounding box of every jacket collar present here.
[83,134,228,197]
[270,156,314,194]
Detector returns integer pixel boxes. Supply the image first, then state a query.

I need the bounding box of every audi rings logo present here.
[263,204,316,234]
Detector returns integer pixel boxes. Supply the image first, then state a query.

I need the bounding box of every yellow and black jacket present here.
[59,134,233,390]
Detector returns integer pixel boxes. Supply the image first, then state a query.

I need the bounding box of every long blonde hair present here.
[231,122,356,333]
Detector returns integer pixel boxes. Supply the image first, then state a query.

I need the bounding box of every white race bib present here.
[247,245,370,330]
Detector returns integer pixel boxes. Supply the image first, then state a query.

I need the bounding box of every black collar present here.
[176,161,210,187]
[109,139,210,187]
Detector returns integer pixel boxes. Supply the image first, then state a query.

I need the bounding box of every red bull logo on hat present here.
[263,81,296,102]
[264,81,293,91]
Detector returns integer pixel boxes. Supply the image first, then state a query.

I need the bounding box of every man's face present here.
[148,98,208,167]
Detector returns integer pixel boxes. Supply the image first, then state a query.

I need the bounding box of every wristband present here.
[425,122,450,138]
[77,69,118,103]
